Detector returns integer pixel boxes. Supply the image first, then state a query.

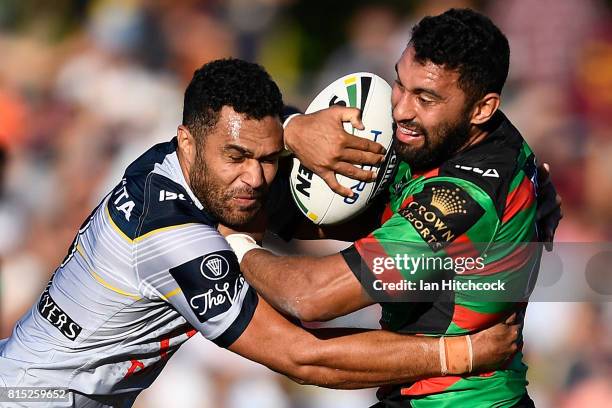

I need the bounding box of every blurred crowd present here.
[0,0,610,407]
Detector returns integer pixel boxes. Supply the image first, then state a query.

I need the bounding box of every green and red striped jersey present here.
[341,111,542,408]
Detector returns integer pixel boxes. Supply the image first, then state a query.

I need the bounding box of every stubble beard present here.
[189,145,263,227]
[395,112,472,172]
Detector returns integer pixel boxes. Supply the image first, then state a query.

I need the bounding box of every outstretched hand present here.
[283,105,386,197]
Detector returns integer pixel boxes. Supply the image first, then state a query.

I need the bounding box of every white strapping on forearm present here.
[225,234,262,263]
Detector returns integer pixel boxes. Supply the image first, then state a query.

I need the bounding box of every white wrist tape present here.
[225,234,262,264]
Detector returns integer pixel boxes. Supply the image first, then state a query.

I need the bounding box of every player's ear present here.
[469,93,500,125]
[177,125,197,167]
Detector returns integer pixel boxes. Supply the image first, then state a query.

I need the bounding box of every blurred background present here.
[0,0,611,407]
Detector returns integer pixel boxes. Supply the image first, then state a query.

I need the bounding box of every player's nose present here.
[393,94,416,123]
[241,160,265,189]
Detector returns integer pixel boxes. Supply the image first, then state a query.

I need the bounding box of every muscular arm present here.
[239,249,370,322]
[229,296,518,389]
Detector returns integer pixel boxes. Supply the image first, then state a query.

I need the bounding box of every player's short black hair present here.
[182,58,283,140]
[409,8,510,104]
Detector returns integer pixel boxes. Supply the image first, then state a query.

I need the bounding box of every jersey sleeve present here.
[134,224,258,348]
[340,178,499,301]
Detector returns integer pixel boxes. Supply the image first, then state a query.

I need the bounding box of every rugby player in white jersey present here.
[0,59,520,408]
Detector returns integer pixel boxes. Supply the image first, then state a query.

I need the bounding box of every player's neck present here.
[458,126,489,154]
[177,147,192,188]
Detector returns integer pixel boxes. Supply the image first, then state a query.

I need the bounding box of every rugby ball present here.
[289,73,397,225]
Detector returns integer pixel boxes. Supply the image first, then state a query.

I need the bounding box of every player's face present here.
[190,106,283,227]
[391,46,474,171]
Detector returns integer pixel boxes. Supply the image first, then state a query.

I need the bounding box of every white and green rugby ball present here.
[290,72,397,225]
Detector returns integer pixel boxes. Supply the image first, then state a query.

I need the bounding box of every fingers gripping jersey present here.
[0,139,258,407]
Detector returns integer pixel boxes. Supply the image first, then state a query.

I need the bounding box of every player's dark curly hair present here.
[409,8,510,104]
[182,58,283,140]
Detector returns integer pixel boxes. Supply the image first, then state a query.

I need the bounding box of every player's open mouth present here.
[395,125,425,145]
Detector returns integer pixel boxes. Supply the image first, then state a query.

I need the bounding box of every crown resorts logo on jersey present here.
[399,182,484,252]
[430,187,468,216]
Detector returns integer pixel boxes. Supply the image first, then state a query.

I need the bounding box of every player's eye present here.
[417,95,435,105]
[228,155,245,163]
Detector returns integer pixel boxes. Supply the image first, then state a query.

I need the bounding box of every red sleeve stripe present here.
[463,242,536,276]
[412,167,440,179]
[444,234,480,259]
[502,176,535,224]
[381,203,394,224]
[401,376,461,396]
[354,237,406,298]
[451,304,505,331]
[398,195,414,211]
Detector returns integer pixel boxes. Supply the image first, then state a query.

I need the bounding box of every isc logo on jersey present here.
[290,73,395,225]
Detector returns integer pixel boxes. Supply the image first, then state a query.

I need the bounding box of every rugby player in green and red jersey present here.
[223,8,560,408]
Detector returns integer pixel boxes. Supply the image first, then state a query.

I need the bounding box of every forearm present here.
[241,249,367,321]
[241,249,312,316]
[293,327,440,389]
[231,295,517,389]
[230,297,506,389]
[230,299,444,389]
[294,317,518,388]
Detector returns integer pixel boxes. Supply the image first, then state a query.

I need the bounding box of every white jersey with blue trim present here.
[0,139,259,407]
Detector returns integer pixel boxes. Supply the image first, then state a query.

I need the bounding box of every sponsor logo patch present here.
[37,276,83,340]
[169,250,244,323]
[454,164,499,178]
[399,182,484,251]
[200,254,230,280]
[159,189,186,202]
